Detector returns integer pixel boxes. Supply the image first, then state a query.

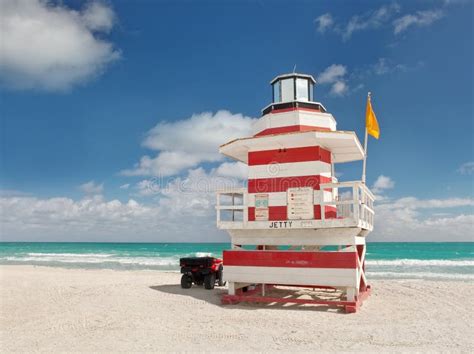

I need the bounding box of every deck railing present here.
[216,181,375,230]
[319,181,375,230]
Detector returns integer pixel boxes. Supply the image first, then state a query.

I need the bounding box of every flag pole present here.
[362,92,370,184]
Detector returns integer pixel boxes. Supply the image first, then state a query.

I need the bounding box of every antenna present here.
[293,64,297,73]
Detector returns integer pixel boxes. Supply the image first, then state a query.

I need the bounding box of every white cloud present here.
[0,168,244,242]
[318,64,347,84]
[393,10,443,34]
[372,58,409,75]
[330,81,348,96]
[79,181,104,195]
[2,172,473,242]
[318,64,348,96]
[316,4,446,40]
[214,162,248,180]
[372,175,395,194]
[343,3,401,40]
[458,162,474,175]
[316,3,401,41]
[0,0,120,91]
[372,197,474,242]
[314,13,334,33]
[135,179,160,197]
[121,110,256,177]
[119,184,130,190]
[81,1,115,32]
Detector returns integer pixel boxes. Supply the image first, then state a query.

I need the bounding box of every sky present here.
[0,0,473,242]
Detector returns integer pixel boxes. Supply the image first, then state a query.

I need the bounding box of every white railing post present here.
[353,184,359,223]
[231,193,235,221]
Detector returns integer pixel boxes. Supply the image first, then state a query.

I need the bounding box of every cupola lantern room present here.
[271,73,315,103]
[216,72,375,313]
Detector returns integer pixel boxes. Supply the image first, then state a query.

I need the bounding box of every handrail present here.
[216,180,374,230]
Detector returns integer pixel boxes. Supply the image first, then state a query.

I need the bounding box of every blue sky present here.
[0,0,472,242]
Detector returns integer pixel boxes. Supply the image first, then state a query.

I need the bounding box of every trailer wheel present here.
[181,274,192,289]
[204,273,216,290]
[218,266,225,286]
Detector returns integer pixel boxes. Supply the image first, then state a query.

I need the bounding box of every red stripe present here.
[248,146,331,165]
[248,205,337,221]
[267,107,322,114]
[314,205,337,219]
[223,250,358,269]
[255,125,331,137]
[248,206,287,221]
[248,175,332,193]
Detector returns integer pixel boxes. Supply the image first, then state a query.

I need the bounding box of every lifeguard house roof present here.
[270,73,316,85]
[219,130,365,164]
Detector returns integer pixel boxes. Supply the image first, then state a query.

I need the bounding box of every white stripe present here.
[248,190,333,207]
[248,161,331,179]
[224,265,358,287]
[252,111,337,135]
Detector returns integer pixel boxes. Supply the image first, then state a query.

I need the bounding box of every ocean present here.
[0,242,473,281]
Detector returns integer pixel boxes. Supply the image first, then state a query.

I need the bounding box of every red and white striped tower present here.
[216,73,375,313]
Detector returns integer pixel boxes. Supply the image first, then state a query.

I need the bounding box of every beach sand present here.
[0,265,472,352]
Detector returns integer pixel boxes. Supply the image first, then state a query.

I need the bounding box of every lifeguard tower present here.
[216,73,375,313]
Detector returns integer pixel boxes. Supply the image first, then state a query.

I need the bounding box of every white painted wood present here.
[228,228,362,246]
[228,282,236,295]
[224,266,358,288]
[252,110,337,135]
[219,131,365,164]
[346,287,356,301]
[248,161,331,179]
[226,282,252,295]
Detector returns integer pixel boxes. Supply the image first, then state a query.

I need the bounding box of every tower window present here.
[296,78,309,101]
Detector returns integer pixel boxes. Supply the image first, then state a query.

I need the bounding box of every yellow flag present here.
[366,95,380,139]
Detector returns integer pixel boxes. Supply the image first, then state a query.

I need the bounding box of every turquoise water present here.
[0,242,473,281]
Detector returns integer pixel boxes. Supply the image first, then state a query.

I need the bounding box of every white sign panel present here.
[287,187,314,220]
[255,194,269,221]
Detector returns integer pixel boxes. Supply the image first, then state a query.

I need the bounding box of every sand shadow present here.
[149,284,347,313]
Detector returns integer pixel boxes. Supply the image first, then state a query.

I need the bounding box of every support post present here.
[362,128,368,184]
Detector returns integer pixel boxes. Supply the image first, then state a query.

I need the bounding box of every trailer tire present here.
[204,273,215,290]
[181,274,192,289]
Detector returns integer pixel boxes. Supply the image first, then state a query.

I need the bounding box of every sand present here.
[0,265,473,352]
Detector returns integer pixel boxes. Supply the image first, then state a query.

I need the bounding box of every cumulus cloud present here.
[372,175,395,194]
[0,195,162,241]
[0,168,244,241]
[317,64,348,96]
[213,162,248,180]
[393,10,444,34]
[0,0,120,91]
[458,161,474,175]
[314,13,334,33]
[119,184,130,190]
[79,181,104,195]
[135,179,161,197]
[121,110,256,177]
[372,197,474,242]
